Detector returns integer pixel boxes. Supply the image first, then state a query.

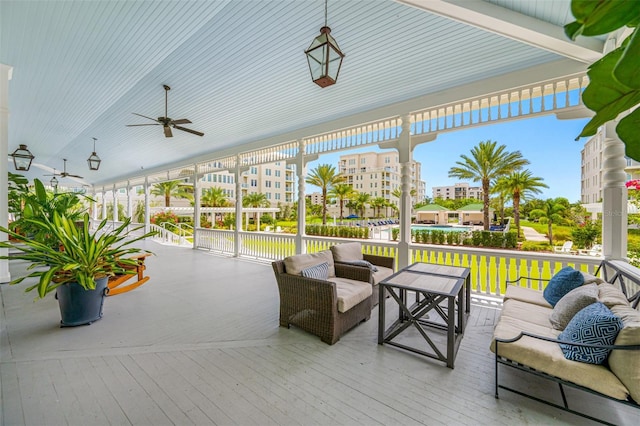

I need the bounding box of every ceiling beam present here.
[396,0,603,63]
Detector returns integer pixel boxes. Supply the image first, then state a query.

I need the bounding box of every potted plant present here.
[0,211,156,326]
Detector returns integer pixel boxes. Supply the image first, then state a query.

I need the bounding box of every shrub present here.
[392,227,399,241]
[571,219,601,249]
[151,211,179,226]
[520,241,552,252]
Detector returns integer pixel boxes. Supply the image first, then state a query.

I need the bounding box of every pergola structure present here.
[0,1,630,284]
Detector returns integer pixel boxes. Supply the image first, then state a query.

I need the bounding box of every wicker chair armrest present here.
[335,263,372,282]
[363,254,395,270]
[505,276,549,286]
[276,273,337,306]
[495,331,640,351]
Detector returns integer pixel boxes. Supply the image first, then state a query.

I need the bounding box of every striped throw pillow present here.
[301,262,329,280]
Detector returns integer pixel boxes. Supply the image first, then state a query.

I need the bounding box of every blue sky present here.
[306,115,591,203]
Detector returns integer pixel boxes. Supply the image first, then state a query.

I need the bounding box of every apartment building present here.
[581,129,640,204]
[334,151,426,217]
[432,183,482,201]
[207,161,296,206]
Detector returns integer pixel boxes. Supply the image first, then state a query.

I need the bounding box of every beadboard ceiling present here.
[0,0,600,188]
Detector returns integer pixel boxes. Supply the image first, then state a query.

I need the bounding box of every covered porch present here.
[1,241,637,425]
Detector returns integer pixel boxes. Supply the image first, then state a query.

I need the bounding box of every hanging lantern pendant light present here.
[87,137,102,170]
[305,0,345,88]
[10,144,35,171]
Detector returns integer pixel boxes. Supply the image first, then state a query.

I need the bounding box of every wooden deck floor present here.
[1,241,636,425]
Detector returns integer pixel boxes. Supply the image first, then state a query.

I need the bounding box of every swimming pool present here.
[411,225,472,232]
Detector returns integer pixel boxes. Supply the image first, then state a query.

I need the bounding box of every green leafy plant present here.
[10,178,91,247]
[565,1,640,160]
[0,213,156,298]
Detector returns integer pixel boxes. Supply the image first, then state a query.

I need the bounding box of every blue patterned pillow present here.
[301,262,329,280]
[543,266,584,306]
[558,302,623,364]
[344,259,378,272]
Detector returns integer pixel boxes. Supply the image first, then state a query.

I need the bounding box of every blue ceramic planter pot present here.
[55,277,109,327]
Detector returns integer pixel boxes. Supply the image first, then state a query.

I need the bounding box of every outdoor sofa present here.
[491,260,640,423]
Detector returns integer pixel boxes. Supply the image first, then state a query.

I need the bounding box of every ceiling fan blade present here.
[171,118,192,125]
[174,126,204,137]
[127,123,161,127]
[132,112,159,122]
[67,174,84,179]
[164,125,173,138]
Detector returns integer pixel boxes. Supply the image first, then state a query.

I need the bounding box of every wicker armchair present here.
[272,260,372,345]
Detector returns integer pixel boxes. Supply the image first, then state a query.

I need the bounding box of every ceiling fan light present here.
[10,144,35,171]
[87,152,101,171]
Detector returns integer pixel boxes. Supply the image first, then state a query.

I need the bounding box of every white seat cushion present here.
[328,277,372,313]
[371,266,394,285]
[284,250,335,277]
[330,242,363,262]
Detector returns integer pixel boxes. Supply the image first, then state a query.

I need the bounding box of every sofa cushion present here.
[330,242,364,262]
[328,277,372,313]
[608,304,640,403]
[597,283,630,309]
[543,267,585,307]
[550,284,599,331]
[503,286,552,308]
[558,302,623,364]
[501,298,553,328]
[581,271,604,285]
[300,262,329,280]
[490,315,628,400]
[371,266,394,285]
[284,250,335,277]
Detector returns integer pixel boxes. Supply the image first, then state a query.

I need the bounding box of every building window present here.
[266,169,272,176]
[251,179,257,187]
[349,159,355,165]
[275,170,280,177]
[251,167,258,174]
[265,181,272,188]
[266,193,271,199]
[360,158,366,164]
[275,193,281,200]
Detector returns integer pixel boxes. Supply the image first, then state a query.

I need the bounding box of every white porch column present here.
[102,189,108,220]
[126,183,133,220]
[112,185,118,222]
[144,177,150,233]
[397,115,413,269]
[234,158,245,257]
[601,122,627,260]
[193,165,200,249]
[295,140,307,255]
[91,189,98,222]
[0,64,13,283]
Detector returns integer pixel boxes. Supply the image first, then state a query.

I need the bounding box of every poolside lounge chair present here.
[578,244,603,256]
[553,241,575,254]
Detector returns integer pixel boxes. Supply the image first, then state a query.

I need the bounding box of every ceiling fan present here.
[44,159,84,179]
[126,85,204,138]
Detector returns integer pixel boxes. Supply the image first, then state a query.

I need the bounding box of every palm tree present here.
[242,192,269,223]
[530,198,565,244]
[151,180,193,207]
[201,186,230,207]
[353,192,371,218]
[448,140,529,230]
[494,170,548,238]
[370,197,387,218]
[305,164,345,225]
[328,183,355,220]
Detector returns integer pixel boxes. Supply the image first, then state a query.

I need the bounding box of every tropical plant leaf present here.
[565,0,640,39]
[614,27,640,89]
[616,107,640,161]
[576,45,640,138]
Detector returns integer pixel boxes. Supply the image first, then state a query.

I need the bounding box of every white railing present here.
[411,74,588,138]
[150,224,190,246]
[193,230,602,298]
